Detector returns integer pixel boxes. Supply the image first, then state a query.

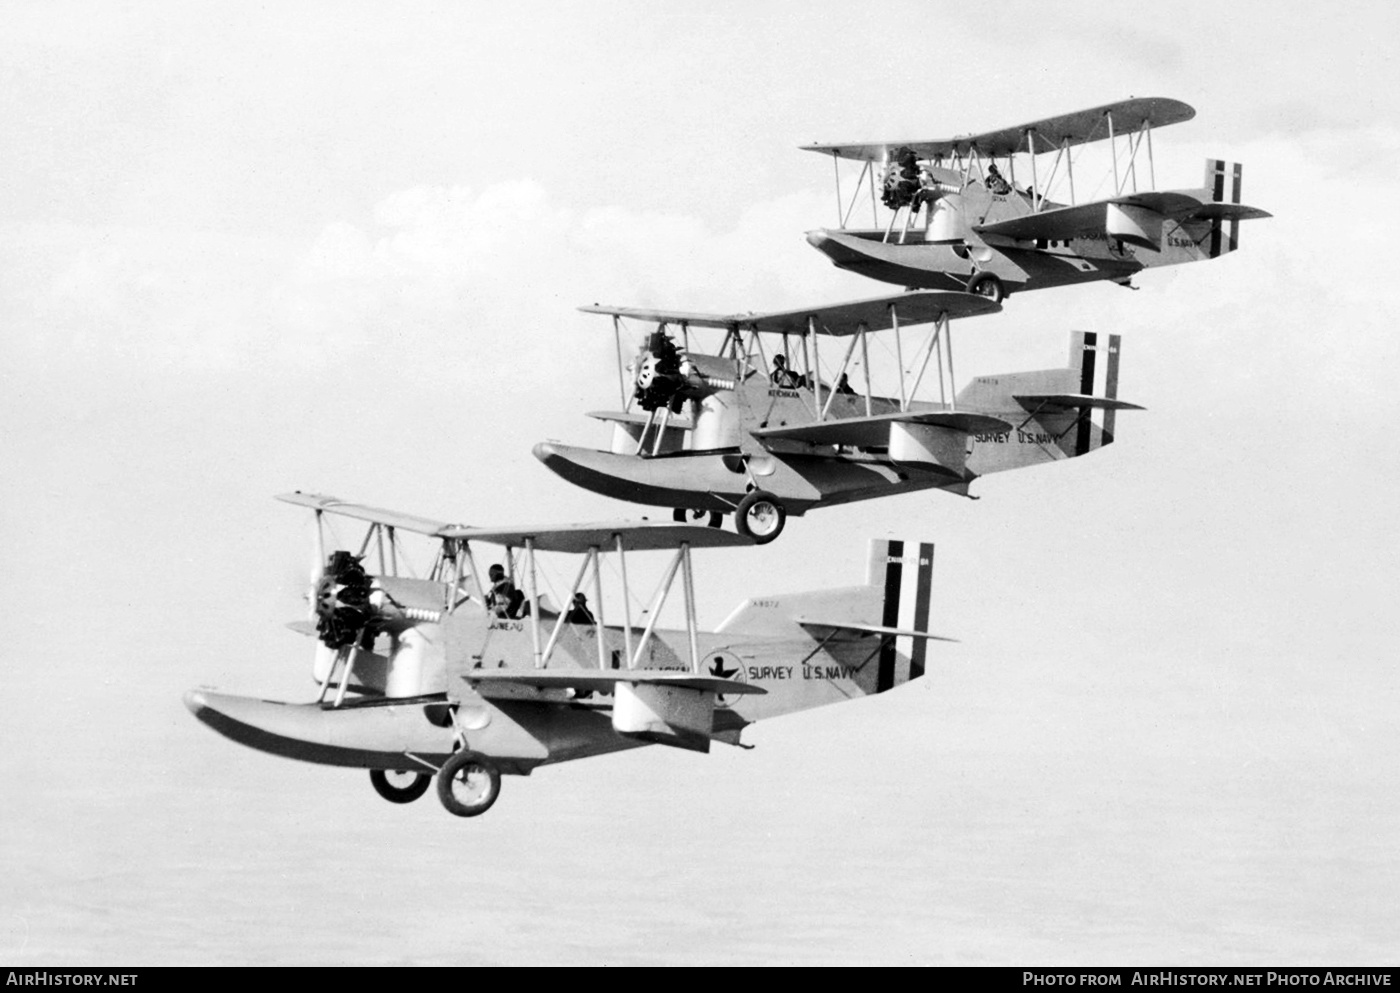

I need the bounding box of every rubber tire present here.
[370,769,431,804]
[672,507,722,528]
[436,751,502,818]
[734,490,786,544]
[965,272,1004,304]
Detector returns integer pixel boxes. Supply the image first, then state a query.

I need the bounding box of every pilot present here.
[487,564,520,619]
[911,167,942,215]
[564,592,596,625]
[770,354,802,389]
[985,163,1012,195]
[835,373,856,395]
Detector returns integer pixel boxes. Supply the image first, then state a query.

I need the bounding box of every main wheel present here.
[370,768,431,804]
[672,507,723,528]
[436,751,502,818]
[734,490,786,544]
[965,272,1004,304]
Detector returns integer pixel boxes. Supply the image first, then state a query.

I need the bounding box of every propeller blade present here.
[307,514,327,621]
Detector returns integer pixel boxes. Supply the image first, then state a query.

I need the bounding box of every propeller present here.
[312,550,376,650]
[632,330,687,413]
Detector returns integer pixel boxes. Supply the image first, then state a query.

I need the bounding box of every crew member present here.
[770,354,801,389]
[985,163,1012,195]
[565,592,596,625]
[487,564,522,619]
[917,167,945,212]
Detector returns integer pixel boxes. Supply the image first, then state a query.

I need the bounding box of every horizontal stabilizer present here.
[794,618,958,642]
[462,669,767,696]
[753,410,1012,448]
[1014,393,1145,412]
[1192,202,1272,221]
[581,290,998,336]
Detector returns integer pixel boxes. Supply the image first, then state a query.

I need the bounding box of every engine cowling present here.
[633,333,739,413]
[634,331,686,412]
[314,551,376,649]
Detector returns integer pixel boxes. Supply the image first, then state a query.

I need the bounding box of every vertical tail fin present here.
[867,539,936,690]
[1205,158,1243,257]
[1070,331,1124,453]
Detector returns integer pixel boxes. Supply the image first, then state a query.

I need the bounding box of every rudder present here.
[1205,158,1243,257]
[1070,331,1125,453]
[867,539,936,690]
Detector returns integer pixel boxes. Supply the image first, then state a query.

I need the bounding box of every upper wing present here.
[280,492,754,552]
[801,97,1196,162]
[751,410,1013,448]
[576,305,741,330]
[581,290,999,336]
[439,521,754,552]
[277,491,455,536]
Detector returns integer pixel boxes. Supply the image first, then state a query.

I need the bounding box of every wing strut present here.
[893,303,907,411]
[899,303,958,411]
[629,542,688,670]
[538,549,594,669]
[524,537,543,667]
[591,547,607,671]
[860,325,873,417]
[615,533,634,668]
[681,542,700,674]
[820,324,865,420]
[613,314,629,410]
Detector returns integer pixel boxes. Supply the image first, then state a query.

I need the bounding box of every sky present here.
[2,0,1398,966]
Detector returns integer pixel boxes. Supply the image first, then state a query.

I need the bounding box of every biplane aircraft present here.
[535,290,1141,544]
[185,493,950,818]
[803,97,1270,302]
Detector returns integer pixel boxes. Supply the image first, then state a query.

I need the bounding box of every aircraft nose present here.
[805,229,831,249]
[183,689,211,718]
[532,441,561,465]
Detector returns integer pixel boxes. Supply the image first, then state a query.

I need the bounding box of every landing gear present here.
[672,507,723,528]
[370,768,431,804]
[734,490,786,544]
[436,751,502,818]
[965,272,1004,304]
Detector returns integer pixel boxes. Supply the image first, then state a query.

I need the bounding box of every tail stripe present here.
[909,543,934,679]
[1229,163,1242,252]
[1102,334,1121,442]
[1075,332,1097,457]
[877,540,904,692]
[1208,159,1226,258]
